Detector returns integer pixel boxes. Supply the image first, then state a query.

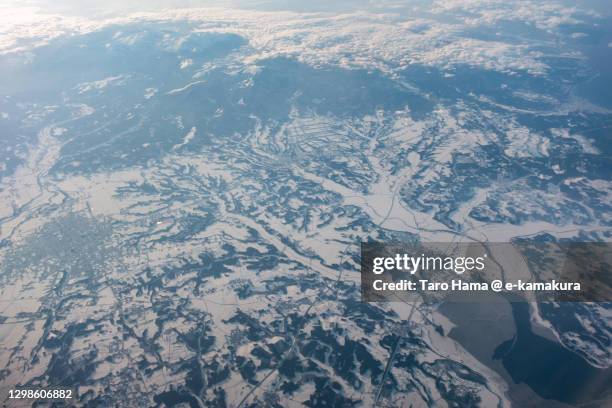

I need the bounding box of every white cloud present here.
[431,0,593,31]
[0,5,101,54]
[0,2,596,78]
[179,58,193,69]
[75,75,129,93]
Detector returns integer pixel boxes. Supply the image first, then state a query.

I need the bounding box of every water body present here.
[441,295,612,406]
[493,301,612,405]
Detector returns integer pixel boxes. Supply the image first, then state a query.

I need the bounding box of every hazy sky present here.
[5,0,404,16]
[8,0,610,17]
